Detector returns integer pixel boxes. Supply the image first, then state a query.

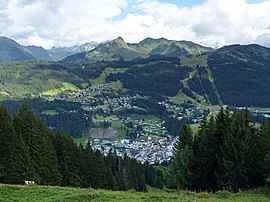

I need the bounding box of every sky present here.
[0,0,270,49]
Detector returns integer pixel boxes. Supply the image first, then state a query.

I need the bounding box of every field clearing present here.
[104,81,123,91]
[170,91,196,104]
[0,184,269,202]
[41,110,59,115]
[42,82,79,96]
[180,55,208,67]
[90,67,127,85]
[74,119,126,145]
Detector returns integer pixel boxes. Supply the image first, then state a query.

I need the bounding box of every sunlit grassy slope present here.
[0,61,83,98]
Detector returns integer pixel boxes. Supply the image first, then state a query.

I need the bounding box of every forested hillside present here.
[169,108,270,192]
[208,44,270,107]
[1,98,91,138]
[0,106,163,191]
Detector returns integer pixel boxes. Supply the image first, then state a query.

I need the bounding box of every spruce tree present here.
[258,119,270,186]
[216,111,256,192]
[172,124,194,189]
[36,120,62,185]
[193,116,216,190]
[0,106,31,184]
[79,142,93,188]
[54,133,82,187]
[13,105,40,182]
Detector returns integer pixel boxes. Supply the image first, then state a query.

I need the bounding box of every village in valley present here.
[45,83,211,163]
[48,80,270,165]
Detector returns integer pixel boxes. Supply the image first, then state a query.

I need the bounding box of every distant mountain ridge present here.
[0,36,99,62]
[62,37,214,63]
[49,41,99,60]
[0,43,270,107]
[0,36,36,62]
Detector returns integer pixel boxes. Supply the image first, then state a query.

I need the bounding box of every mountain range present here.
[63,37,213,63]
[0,36,98,62]
[0,36,213,63]
[0,36,270,107]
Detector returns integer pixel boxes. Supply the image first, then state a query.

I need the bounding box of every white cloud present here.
[124,0,270,48]
[0,0,270,48]
[0,0,128,48]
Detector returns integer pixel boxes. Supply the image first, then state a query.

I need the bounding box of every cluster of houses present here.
[52,84,108,101]
[158,100,209,123]
[93,137,176,164]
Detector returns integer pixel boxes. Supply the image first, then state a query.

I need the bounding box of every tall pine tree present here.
[172,124,194,189]
[0,106,30,184]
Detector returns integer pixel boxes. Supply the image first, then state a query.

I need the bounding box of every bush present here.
[216,190,230,199]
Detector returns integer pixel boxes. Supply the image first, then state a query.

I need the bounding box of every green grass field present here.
[41,110,59,115]
[170,91,196,104]
[0,184,269,202]
[0,62,85,98]
[90,68,127,85]
[180,55,208,67]
[42,82,79,96]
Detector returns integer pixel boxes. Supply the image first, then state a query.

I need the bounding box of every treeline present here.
[1,98,91,138]
[170,108,270,192]
[0,106,162,191]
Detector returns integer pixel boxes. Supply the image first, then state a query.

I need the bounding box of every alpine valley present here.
[1,36,270,197]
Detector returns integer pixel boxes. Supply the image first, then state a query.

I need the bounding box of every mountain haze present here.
[49,41,99,60]
[26,45,53,60]
[0,36,99,62]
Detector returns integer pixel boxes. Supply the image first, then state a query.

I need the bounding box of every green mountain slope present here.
[0,36,99,62]
[63,37,213,63]
[0,36,36,62]
[1,41,270,108]
[104,44,270,107]
[26,45,53,60]
[131,37,213,56]
[208,44,270,107]
[0,61,85,98]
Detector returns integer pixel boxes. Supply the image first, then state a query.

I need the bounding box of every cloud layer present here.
[0,0,270,49]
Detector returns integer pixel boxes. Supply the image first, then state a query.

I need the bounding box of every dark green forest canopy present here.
[170,108,270,192]
[0,106,163,191]
[1,98,91,138]
[208,45,270,107]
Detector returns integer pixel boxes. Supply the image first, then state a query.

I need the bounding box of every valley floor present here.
[0,184,269,202]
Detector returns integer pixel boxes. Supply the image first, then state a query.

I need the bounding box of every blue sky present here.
[114,0,268,20]
[0,0,270,48]
[159,0,265,7]
[159,0,204,7]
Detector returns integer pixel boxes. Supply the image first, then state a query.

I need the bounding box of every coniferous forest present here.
[0,105,163,191]
[170,108,270,192]
[1,105,270,193]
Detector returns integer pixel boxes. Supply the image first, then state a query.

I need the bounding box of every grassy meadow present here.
[0,184,269,202]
